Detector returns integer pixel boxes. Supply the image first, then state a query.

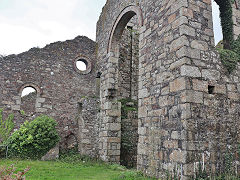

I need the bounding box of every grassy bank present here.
[0,158,155,180]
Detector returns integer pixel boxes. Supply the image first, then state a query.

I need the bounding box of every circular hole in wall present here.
[21,87,37,97]
[76,59,88,71]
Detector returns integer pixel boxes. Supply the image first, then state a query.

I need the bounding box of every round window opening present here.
[21,87,37,97]
[76,59,88,71]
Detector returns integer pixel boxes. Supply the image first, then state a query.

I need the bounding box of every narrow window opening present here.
[127,26,133,30]
[78,102,83,113]
[96,72,101,96]
[212,0,223,46]
[76,59,88,71]
[96,72,102,78]
[208,85,215,94]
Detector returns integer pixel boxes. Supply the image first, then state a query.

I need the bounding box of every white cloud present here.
[0,0,106,55]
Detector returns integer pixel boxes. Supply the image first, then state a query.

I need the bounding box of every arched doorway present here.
[107,5,143,167]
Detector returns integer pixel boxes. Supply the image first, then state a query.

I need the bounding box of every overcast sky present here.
[0,0,222,55]
[0,0,106,55]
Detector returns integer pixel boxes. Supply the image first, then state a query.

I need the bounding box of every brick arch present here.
[19,83,41,97]
[108,5,143,53]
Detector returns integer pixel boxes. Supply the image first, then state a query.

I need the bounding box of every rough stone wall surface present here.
[118,25,139,100]
[0,36,100,157]
[118,28,133,99]
[120,108,138,168]
[96,0,240,178]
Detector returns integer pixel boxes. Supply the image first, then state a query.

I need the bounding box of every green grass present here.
[0,158,155,180]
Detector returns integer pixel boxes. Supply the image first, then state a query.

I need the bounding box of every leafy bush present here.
[0,109,14,144]
[8,115,60,159]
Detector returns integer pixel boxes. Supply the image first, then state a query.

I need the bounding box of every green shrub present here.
[0,108,14,144]
[8,115,60,159]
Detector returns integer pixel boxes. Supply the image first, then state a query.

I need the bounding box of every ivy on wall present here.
[217,36,240,73]
[215,0,234,49]
[215,0,240,72]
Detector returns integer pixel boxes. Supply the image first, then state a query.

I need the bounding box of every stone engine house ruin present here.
[1,0,240,178]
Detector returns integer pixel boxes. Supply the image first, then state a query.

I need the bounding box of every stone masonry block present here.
[180,103,191,119]
[139,88,149,98]
[192,79,208,92]
[163,140,178,149]
[181,90,203,103]
[181,65,201,77]
[170,77,188,92]
[138,127,147,135]
[170,150,187,163]
[179,24,196,36]
[11,105,20,111]
[36,97,45,103]
[202,69,220,80]
[172,16,188,29]
[106,109,121,117]
[36,108,48,113]
[170,36,189,52]
[170,57,191,70]
[176,46,201,59]
[107,123,121,131]
[191,40,208,51]
[138,106,147,118]
[171,0,188,12]
[214,84,227,94]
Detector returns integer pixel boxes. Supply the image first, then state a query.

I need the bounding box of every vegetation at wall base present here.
[7,115,60,159]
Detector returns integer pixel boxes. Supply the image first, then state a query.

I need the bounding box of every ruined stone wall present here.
[96,0,240,178]
[0,36,100,157]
